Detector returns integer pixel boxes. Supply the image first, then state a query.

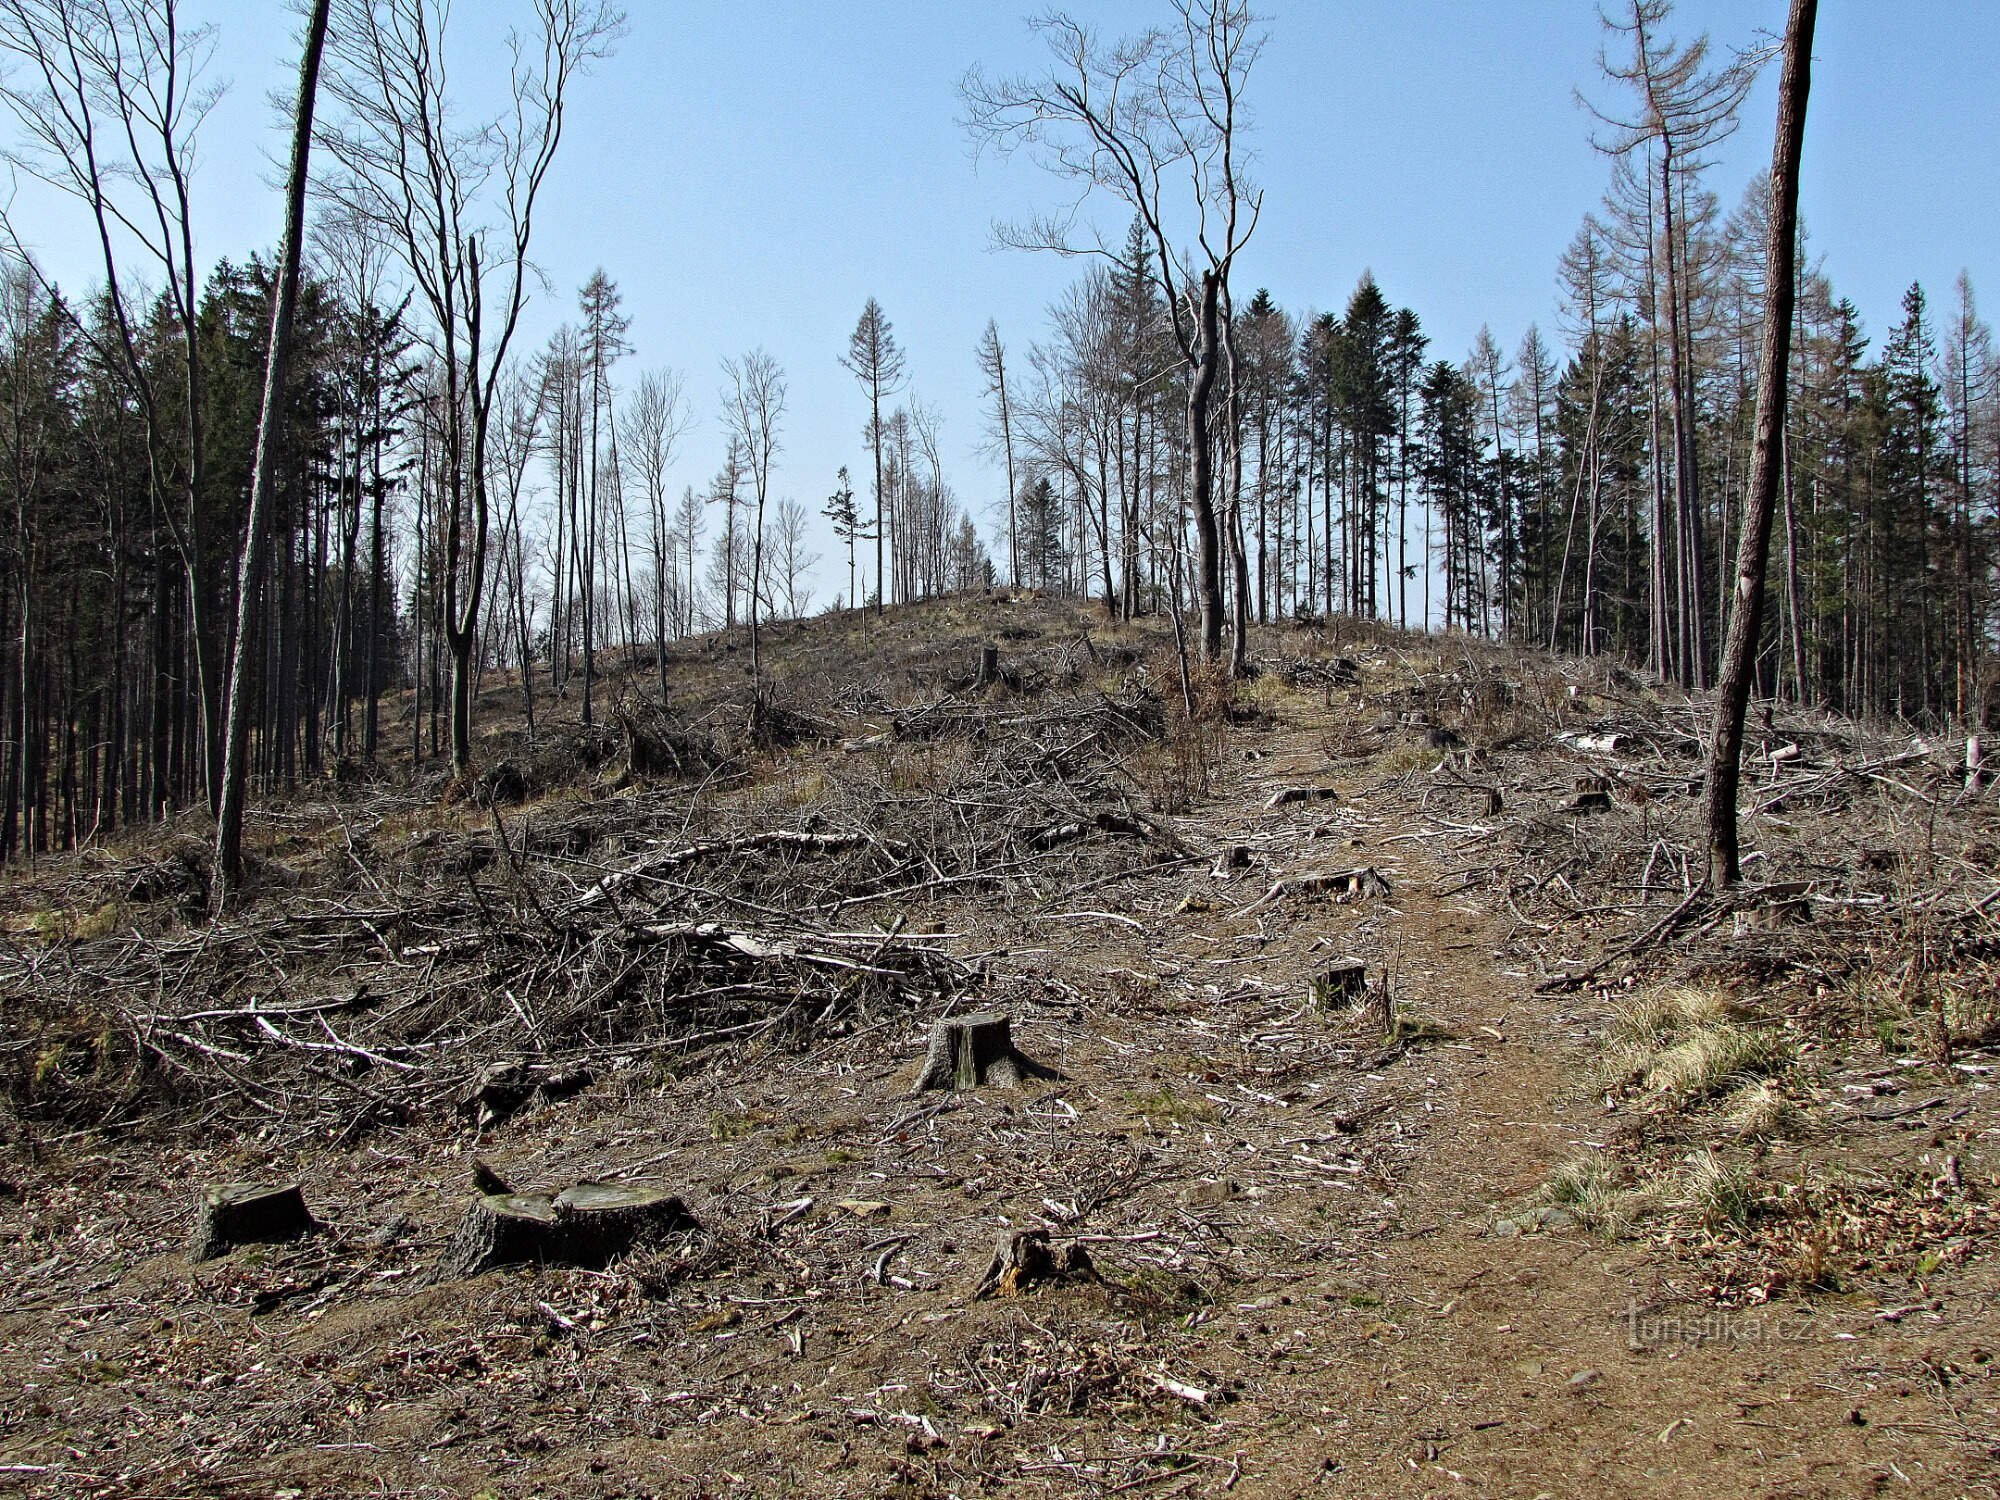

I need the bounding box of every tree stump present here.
[973,1228,1097,1299]
[1265,785,1340,809]
[448,1192,560,1277]
[189,1182,314,1262]
[976,641,999,690]
[1309,959,1369,1011]
[912,1011,1050,1092]
[447,1182,696,1277]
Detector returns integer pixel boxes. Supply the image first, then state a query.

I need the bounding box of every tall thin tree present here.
[1703,0,1815,887]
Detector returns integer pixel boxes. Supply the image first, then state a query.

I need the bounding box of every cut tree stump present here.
[911,1011,1053,1092]
[975,641,1000,689]
[973,1228,1097,1299]
[1265,786,1340,809]
[1309,959,1369,1011]
[553,1183,696,1264]
[447,1192,560,1277]
[1244,867,1391,914]
[189,1182,314,1262]
[447,1182,697,1278]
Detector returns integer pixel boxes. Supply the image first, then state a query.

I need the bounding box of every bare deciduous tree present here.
[319,0,621,778]
[720,349,784,720]
[962,0,1264,666]
[620,366,688,700]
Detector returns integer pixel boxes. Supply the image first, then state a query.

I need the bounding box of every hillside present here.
[2,592,1997,1499]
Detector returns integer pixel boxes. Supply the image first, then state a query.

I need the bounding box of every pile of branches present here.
[0,881,969,1141]
[0,688,1182,1142]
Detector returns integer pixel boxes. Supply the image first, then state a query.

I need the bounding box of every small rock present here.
[1569,1369,1602,1389]
[1493,1217,1522,1238]
[836,1199,891,1219]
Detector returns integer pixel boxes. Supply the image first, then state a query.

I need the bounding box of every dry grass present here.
[1599,985,1785,1107]
[1644,1024,1786,1106]
[1719,1080,1802,1140]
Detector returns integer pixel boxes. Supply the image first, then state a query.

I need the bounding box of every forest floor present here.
[1,592,1997,1499]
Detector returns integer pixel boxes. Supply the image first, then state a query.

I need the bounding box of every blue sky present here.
[9,2,1995,600]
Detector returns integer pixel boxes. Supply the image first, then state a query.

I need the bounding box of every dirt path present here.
[1131,699,2000,1499]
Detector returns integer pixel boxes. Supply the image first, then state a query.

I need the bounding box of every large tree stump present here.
[447,1182,695,1277]
[448,1192,560,1277]
[912,1011,1051,1092]
[189,1182,314,1262]
[974,1228,1097,1299]
[976,641,1000,690]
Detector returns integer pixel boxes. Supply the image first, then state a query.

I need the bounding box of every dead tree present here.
[320,0,622,779]
[1704,0,1816,886]
[214,0,332,907]
[962,0,1264,668]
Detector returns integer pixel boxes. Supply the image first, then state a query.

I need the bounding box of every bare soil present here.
[1,594,1995,1498]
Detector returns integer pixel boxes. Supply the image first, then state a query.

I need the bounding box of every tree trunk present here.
[1189,270,1226,660]
[213,0,330,908]
[1704,0,1815,887]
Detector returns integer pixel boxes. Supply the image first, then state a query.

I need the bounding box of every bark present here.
[1704,0,1815,887]
[214,0,331,908]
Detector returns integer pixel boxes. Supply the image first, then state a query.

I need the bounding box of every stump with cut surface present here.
[973,1228,1098,1299]
[912,1011,1052,1092]
[189,1182,314,1262]
[1309,959,1369,1011]
[975,641,1000,690]
[447,1182,696,1277]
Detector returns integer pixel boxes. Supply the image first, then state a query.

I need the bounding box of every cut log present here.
[189,1182,314,1262]
[447,1182,696,1278]
[973,1228,1097,1299]
[1309,959,1369,1011]
[1559,730,1628,754]
[912,1011,1053,1092]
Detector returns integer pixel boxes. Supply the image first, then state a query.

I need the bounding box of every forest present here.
[0,0,1986,869]
[9,4,2000,1496]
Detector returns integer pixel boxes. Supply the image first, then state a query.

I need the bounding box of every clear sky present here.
[8,2,1995,604]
